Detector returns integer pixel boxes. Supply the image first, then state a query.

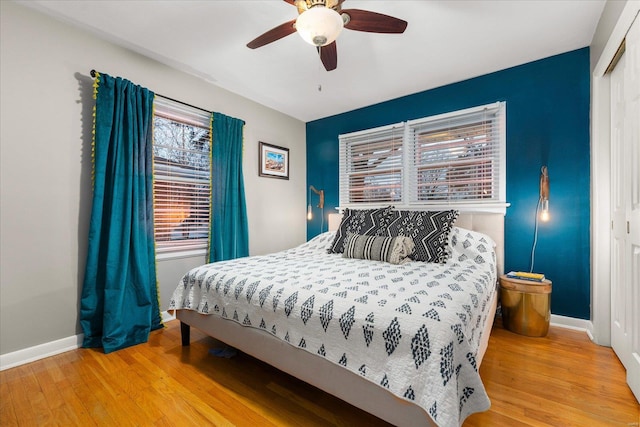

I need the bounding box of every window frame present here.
[338,102,508,213]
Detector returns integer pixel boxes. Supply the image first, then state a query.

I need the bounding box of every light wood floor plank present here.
[52,382,99,426]
[1,319,638,426]
[0,377,18,427]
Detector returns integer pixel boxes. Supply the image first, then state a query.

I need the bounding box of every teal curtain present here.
[209,112,249,262]
[80,73,162,354]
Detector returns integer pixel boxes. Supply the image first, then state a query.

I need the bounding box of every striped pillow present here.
[342,233,415,264]
[327,206,394,254]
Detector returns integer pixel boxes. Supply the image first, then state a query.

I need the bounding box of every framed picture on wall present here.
[259,141,289,180]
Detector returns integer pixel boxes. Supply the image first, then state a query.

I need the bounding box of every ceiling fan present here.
[246,0,408,71]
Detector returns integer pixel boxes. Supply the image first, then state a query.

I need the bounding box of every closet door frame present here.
[591,1,639,347]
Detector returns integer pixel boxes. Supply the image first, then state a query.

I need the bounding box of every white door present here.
[610,15,640,403]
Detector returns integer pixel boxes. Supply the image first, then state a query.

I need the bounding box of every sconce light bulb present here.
[540,199,549,222]
[540,210,549,222]
[307,204,313,220]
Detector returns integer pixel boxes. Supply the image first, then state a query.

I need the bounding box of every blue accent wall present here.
[306,47,591,320]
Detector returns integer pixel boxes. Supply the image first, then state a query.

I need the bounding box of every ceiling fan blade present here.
[283,0,296,5]
[247,19,297,49]
[342,9,408,33]
[317,41,337,71]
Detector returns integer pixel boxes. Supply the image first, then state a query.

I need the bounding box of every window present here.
[339,124,404,204]
[339,102,506,212]
[153,98,211,255]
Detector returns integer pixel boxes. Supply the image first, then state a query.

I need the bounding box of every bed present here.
[170,210,503,427]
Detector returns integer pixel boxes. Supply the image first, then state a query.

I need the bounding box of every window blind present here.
[407,103,505,204]
[153,98,211,253]
[339,124,404,206]
[338,102,506,211]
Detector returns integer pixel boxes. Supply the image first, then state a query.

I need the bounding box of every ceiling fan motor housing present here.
[296,0,341,11]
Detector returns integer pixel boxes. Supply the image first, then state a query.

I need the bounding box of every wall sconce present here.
[539,165,550,222]
[307,185,324,220]
[530,165,549,272]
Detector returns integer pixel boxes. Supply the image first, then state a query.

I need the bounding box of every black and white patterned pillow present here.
[384,210,459,263]
[342,233,415,264]
[327,206,394,254]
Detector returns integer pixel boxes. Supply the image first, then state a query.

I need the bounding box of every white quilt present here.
[169,227,497,427]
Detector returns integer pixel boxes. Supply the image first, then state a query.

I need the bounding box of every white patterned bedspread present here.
[169,227,497,427]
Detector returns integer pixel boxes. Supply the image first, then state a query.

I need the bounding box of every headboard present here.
[327,212,505,276]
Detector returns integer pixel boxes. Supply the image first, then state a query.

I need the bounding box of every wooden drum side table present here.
[499,275,552,337]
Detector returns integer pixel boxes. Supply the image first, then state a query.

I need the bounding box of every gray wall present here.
[0,1,307,356]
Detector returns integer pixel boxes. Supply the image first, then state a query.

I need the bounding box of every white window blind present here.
[153,98,211,254]
[339,123,404,205]
[338,102,506,211]
[407,102,505,205]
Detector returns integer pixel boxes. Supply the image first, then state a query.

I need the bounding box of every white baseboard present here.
[1,311,176,371]
[162,310,176,323]
[0,333,84,371]
[550,314,594,338]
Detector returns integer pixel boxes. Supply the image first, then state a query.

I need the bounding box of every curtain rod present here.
[90,69,212,115]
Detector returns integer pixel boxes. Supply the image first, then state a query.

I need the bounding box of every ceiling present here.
[22,0,605,122]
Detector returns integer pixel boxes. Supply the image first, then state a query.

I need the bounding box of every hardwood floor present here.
[1,320,638,426]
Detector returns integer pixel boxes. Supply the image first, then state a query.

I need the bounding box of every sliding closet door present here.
[610,15,639,402]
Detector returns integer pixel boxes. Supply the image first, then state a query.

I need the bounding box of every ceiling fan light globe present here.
[295,6,343,47]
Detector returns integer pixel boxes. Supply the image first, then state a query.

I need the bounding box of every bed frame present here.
[177,212,504,426]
